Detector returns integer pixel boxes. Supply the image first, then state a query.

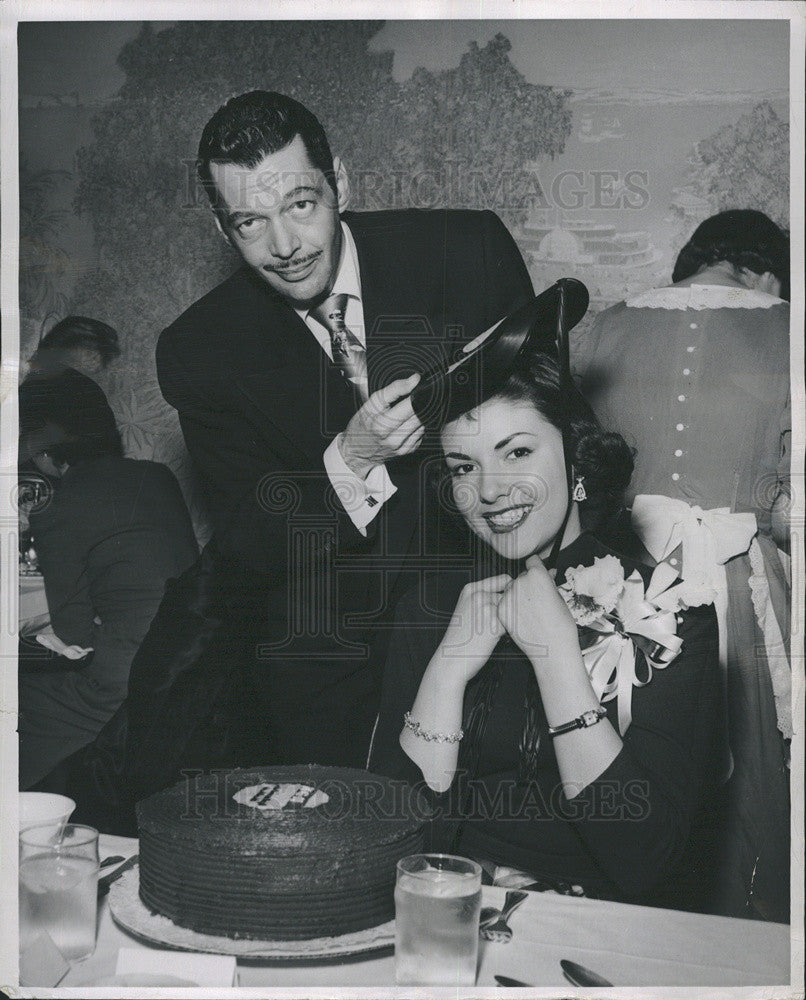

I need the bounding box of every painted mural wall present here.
[18,20,790,541]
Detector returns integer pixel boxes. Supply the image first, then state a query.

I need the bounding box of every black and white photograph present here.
[1,0,803,993]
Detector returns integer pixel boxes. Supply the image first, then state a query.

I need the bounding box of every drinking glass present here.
[19,823,100,962]
[394,853,482,985]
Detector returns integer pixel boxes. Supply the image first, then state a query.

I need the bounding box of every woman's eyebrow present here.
[446,431,538,459]
[494,431,536,450]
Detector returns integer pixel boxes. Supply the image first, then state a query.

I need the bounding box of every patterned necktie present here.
[311,293,368,402]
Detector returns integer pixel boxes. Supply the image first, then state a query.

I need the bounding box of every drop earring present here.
[572,475,587,503]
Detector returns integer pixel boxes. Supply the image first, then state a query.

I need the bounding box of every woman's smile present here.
[482,502,534,533]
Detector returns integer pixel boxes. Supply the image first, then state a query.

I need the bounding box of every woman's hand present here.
[402,573,511,793]
[497,556,580,669]
[499,557,623,797]
[435,575,511,688]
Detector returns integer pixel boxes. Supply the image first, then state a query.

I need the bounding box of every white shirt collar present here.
[333,221,362,303]
[294,221,362,323]
[626,283,785,310]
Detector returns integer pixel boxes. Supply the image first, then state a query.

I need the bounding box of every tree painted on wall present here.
[363,34,572,226]
[671,101,789,244]
[696,101,789,228]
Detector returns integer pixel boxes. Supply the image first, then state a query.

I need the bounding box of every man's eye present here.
[235,218,265,238]
[289,199,315,217]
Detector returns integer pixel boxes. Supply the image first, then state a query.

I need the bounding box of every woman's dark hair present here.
[197,90,337,212]
[672,209,790,299]
[19,367,122,467]
[33,316,120,368]
[436,352,634,532]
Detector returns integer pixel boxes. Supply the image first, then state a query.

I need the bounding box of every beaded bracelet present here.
[403,711,464,744]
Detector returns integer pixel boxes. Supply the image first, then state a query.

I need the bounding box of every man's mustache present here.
[265,252,321,273]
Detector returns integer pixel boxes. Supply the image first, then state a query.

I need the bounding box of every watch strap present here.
[548,706,607,737]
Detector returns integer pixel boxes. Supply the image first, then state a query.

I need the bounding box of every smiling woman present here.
[370,346,726,913]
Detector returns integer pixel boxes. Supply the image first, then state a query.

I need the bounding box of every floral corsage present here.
[558,555,685,735]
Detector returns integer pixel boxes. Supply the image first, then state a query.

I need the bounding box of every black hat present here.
[410,278,589,428]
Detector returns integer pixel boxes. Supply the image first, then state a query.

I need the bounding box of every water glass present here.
[395,853,482,985]
[19,823,100,962]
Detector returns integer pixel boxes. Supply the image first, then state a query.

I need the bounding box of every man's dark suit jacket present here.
[35,209,532,826]
[154,208,533,767]
[20,457,198,789]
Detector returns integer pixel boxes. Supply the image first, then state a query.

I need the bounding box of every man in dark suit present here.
[156,90,533,768]
[18,367,199,788]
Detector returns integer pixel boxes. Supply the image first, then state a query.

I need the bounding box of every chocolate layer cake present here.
[136,765,429,940]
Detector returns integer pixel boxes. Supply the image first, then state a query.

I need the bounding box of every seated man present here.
[26,315,121,378]
[18,367,198,788]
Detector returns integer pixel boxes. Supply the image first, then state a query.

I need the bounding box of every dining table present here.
[44,833,793,991]
[18,571,48,628]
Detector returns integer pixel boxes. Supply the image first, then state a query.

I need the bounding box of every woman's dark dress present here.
[369,533,723,909]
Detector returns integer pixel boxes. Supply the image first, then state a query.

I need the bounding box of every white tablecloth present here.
[52,835,791,990]
[19,574,48,629]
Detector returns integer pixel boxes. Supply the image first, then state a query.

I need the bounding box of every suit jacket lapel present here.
[232,273,355,464]
[345,214,445,564]
[346,213,451,394]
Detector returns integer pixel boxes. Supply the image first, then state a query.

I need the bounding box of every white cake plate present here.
[109,864,396,960]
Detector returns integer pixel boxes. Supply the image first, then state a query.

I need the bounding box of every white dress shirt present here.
[295,222,397,533]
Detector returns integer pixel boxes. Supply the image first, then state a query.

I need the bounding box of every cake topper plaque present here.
[233,783,330,811]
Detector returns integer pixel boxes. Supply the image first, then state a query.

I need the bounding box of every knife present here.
[560,959,614,987]
[494,975,533,987]
[97,853,138,896]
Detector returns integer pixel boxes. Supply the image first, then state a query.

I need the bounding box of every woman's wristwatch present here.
[548,706,607,738]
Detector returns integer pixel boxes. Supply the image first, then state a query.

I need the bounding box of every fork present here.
[479,890,528,943]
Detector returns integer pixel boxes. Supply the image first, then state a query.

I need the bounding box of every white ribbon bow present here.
[632,495,757,593]
[631,495,757,671]
[581,565,683,735]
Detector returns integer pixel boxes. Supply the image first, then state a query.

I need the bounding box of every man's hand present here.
[339,374,424,479]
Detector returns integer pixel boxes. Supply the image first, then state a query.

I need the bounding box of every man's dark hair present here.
[32,316,120,368]
[19,367,123,467]
[197,90,337,212]
[672,209,790,299]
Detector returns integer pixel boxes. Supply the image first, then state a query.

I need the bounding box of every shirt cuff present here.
[323,435,398,534]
